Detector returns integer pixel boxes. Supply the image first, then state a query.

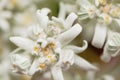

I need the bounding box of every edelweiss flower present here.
[9,8,97,80]
[59,0,120,49]
[101,31,120,62]
[77,0,120,49]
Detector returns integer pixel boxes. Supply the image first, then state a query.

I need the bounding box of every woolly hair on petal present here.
[57,23,82,46]
[11,54,31,71]
[74,55,98,70]
[51,66,64,80]
[65,40,88,53]
[92,23,107,48]
[36,8,51,28]
[9,37,35,52]
[65,12,78,29]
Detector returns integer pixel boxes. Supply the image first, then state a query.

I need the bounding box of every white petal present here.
[28,59,39,75]
[11,54,31,70]
[92,23,107,48]
[61,49,74,65]
[65,12,78,29]
[74,55,98,70]
[36,8,50,28]
[52,16,66,29]
[101,46,112,63]
[9,37,35,52]
[51,66,64,80]
[58,2,66,19]
[32,24,43,35]
[101,32,120,62]
[65,40,88,53]
[37,8,51,16]
[57,23,82,46]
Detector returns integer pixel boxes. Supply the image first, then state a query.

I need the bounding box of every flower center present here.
[33,41,58,70]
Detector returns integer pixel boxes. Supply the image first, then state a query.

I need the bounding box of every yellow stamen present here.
[39,63,46,69]
[48,55,55,63]
[98,0,106,5]
[49,42,55,49]
[42,48,49,56]
[34,46,39,52]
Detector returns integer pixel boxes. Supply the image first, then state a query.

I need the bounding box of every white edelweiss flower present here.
[9,8,98,80]
[86,70,114,80]
[101,32,120,62]
[65,0,120,49]
[10,21,96,80]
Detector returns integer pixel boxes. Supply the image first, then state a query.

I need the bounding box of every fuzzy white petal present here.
[9,37,35,52]
[51,66,64,80]
[61,49,74,65]
[92,23,107,48]
[57,23,82,46]
[28,59,39,75]
[74,55,98,70]
[11,54,31,70]
[101,43,111,62]
[65,12,78,29]
[36,8,50,28]
[65,40,88,53]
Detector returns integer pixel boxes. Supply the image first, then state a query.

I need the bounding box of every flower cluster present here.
[9,8,98,80]
[59,0,120,62]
